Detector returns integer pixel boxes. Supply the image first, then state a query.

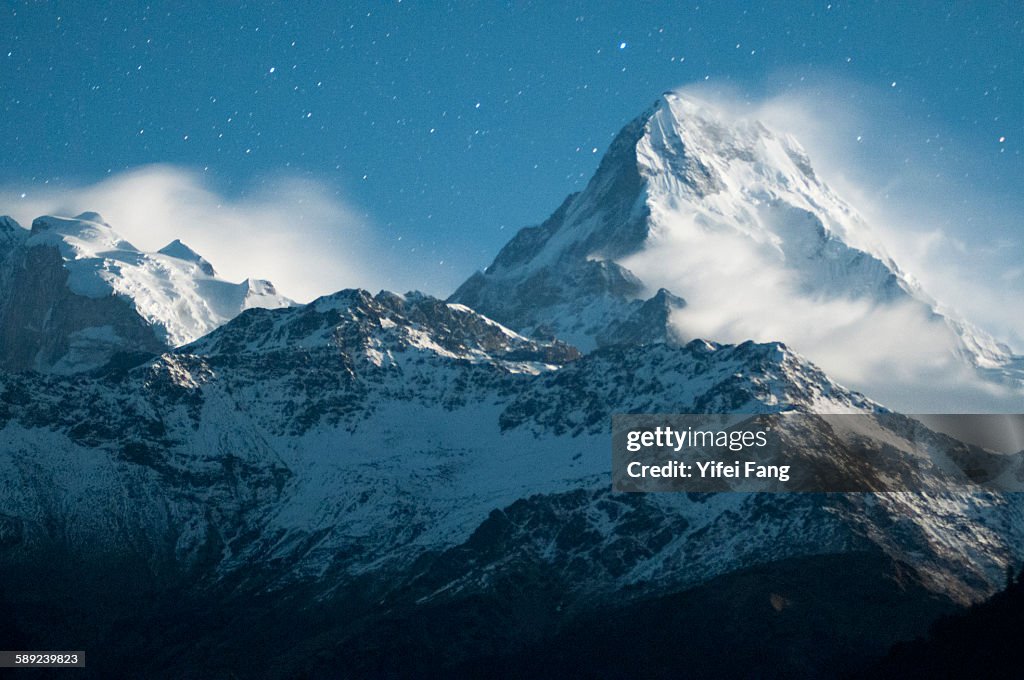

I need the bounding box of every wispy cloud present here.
[749,80,1019,352]
[679,78,1024,351]
[621,210,1017,412]
[0,165,438,302]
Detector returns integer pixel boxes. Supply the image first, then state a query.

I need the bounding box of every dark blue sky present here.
[1,1,1021,293]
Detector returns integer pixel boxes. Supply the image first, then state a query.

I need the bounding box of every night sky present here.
[1,1,1021,309]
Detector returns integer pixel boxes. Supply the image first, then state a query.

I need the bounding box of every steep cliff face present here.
[451,108,655,349]
[0,243,167,372]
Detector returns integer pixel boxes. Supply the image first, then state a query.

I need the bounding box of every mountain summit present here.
[157,238,217,276]
[451,92,1023,408]
[0,212,292,372]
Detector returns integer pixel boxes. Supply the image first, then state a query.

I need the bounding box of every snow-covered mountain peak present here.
[639,92,892,261]
[73,210,109,224]
[241,277,288,309]
[453,93,887,349]
[20,212,294,346]
[451,91,1023,407]
[158,238,217,276]
[29,212,140,255]
[0,211,294,372]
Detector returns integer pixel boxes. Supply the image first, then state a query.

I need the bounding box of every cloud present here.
[0,165,434,302]
[619,207,1016,411]
[676,78,1024,353]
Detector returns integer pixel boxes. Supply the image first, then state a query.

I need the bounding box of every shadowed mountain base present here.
[0,551,956,679]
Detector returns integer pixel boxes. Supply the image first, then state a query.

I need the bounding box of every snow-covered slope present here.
[1,289,1021,611]
[0,212,292,372]
[450,92,1023,405]
[1,284,1022,677]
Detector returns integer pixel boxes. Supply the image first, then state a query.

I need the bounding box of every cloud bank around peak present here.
[670,78,1024,352]
[621,211,1019,413]
[1,165,442,303]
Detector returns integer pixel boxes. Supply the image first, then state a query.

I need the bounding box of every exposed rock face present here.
[0,287,1021,676]
[596,287,687,346]
[0,243,167,372]
[450,112,654,349]
[0,269,1018,677]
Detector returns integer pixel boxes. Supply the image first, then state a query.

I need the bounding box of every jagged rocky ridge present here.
[0,212,291,373]
[1,291,1021,660]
